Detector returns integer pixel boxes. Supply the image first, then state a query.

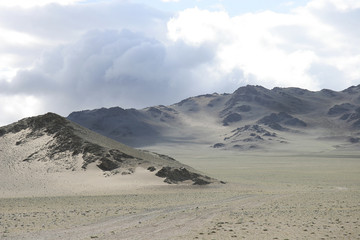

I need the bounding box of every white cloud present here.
[0,65,19,82]
[167,1,360,90]
[0,29,43,46]
[282,1,295,7]
[0,95,43,126]
[168,8,231,45]
[161,0,180,2]
[0,29,47,81]
[0,1,168,82]
[307,0,360,11]
[0,0,84,8]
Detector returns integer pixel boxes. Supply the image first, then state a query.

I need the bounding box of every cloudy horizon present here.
[1,0,360,125]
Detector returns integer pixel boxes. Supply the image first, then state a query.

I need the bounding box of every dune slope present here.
[0,113,218,197]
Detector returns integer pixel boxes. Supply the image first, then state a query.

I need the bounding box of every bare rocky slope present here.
[68,85,360,150]
[0,113,218,186]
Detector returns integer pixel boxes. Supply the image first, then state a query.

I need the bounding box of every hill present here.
[0,113,218,197]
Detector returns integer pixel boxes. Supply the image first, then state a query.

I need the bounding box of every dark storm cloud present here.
[0,29,221,115]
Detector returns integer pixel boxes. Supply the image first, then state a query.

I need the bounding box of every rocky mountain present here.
[68,85,360,150]
[0,113,218,186]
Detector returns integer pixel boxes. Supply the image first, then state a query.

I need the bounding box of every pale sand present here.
[0,129,167,198]
[1,140,360,239]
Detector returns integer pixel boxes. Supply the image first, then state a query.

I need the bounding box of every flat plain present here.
[1,137,360,240]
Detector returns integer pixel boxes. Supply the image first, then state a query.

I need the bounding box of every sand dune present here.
[0,127,167,198]
[0,113,218,198]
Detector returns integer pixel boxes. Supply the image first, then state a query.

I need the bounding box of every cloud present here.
[0,95,43,126]
[307,0,360,11]
[0,29,226,123]
[0,1,172,124]
[169,8,319,89]
[167,1,360,90]
[0,0,86,8]
[0,1,168,42]
[0,1,169,81]
[1,0,360,125]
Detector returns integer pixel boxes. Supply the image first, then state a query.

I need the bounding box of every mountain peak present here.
[0,112,68,137]
[233,85,267,95]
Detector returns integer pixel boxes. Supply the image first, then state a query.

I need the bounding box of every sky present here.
[0,0,360,125]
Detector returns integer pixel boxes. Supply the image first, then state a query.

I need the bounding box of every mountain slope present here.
[0,113,218,197]
[68,85,360,150]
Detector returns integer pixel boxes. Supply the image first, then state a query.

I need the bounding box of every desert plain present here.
[1,133,360,240]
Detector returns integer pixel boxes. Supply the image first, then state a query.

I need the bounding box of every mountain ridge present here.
[68,84,360,150]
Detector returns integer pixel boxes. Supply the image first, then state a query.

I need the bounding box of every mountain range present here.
[68,85,360,150]
[2,84,360,196]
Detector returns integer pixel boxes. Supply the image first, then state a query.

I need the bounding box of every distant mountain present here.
[0,113,217,185]
[68,85,360,150]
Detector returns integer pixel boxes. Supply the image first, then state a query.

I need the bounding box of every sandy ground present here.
[0,129,169,198]
[1,141,360,239]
